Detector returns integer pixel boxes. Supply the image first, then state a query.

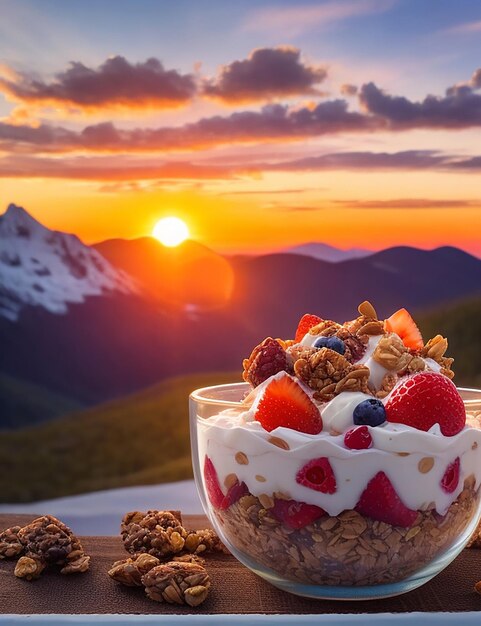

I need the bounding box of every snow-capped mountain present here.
[0,203,138,321]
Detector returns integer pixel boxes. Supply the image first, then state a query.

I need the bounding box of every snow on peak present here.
[0,203,138,321]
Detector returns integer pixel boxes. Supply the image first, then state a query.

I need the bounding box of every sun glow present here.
[152,216,189,247]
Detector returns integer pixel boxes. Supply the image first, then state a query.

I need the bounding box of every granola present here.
[142,561,211,607]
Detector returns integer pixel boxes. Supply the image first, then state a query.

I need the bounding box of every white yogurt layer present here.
[197,371,481,517]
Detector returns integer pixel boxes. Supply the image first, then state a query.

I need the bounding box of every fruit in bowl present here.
[190,301,481,599]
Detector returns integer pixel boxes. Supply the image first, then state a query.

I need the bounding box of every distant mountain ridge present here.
[0,204,137,321]
[283,242,372,263]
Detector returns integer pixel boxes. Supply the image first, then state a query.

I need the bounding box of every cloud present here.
[340,83,358,96]
[243,0,396,37]
[359,74,481,129]
[0,100,380,154]
[0,56,196,112]
[266,150,448,171]
[443,20,481,35]
[335,198,479,209]
[203,47,327,103]
[0,154,249,180]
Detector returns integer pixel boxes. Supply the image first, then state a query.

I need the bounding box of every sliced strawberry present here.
[203,456,248,510]
[441,457,460,494]
[204,456,226,509]
[344,425,373,450]
[295,314,322,342]
[255,374,322,434]
[296,457,336,493]
[385,308,423,350]
[270,498,325,529]
[355,471,418,528]
[385,372,465,436]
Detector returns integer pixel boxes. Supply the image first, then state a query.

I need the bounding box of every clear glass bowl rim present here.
[190,382,481,408]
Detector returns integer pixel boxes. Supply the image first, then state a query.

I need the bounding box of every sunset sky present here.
[1,0,481,254]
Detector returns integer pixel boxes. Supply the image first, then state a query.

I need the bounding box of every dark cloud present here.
[340,83,358,96]
[265,150,448,171]
[359,71,481,128]
[335,198,479,209]
[0,56,196,110]
[203,47,327,103]
[0,101,379,154]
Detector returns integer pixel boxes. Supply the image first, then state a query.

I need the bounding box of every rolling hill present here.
[0,371,237,503]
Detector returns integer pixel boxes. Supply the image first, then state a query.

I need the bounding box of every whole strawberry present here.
[386,372,465,436]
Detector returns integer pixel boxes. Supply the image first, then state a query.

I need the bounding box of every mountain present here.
[0,203,137,321]
[1,204,481,422]
[95,236,234,309]
[283,242,372,263]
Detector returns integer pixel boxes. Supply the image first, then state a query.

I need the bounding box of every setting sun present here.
[152,216,189,247]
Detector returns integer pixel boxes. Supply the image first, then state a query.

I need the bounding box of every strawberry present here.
[355,471,418,528]
[204,456,225,509]
[242,337,287,388]
[385,372,466,436]
[255,374,322,434]
[203,456,248,510]
[441,457,460,493]
[270,498,325,529]
[385,308,423,350]
[296,457,337,493]
[295,314,322,342]
[344,425,373,450]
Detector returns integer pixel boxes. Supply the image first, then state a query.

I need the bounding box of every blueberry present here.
[353,399,386,427]
[326,337,345,355]
[313,337,329,349]
[313,336,345,355]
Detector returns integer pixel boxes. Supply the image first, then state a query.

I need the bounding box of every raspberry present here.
[295,314,322,342]
[385,372,465,436]
[270,498,325,529]
[441,457,460,493]
[242,337,287,388]
[344,425,372,449]
[255,374,322,434]
[296,457,336,493]
[355,471,417,528]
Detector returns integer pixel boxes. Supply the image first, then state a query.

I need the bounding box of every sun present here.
[152,216,189,247]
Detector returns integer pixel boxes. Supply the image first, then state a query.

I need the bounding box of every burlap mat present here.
[1,513,481,615]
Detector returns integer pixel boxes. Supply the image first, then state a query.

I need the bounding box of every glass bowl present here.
[190,383,481,600]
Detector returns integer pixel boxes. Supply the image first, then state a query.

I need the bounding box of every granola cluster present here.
[110,510,225,607]
[215,479,479,587]
[0,515,90,581]
[242,300,454,401]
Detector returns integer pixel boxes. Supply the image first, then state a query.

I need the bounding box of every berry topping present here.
[344,425,373,450]
[296,457,337,493]
[295,314,322,343]
[385,372,465,436]
[255,374,322,434]
[385,308,423,350]
[242,337,288,388]
[355,471,418,528]
[353,399,386,427]
[313,336,345,355]
[204,456,226,509]
[441,457,460,493]
[270,498,325,529]
[203,456,248,510]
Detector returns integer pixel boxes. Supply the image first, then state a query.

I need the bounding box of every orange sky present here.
[1,3,481,256]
